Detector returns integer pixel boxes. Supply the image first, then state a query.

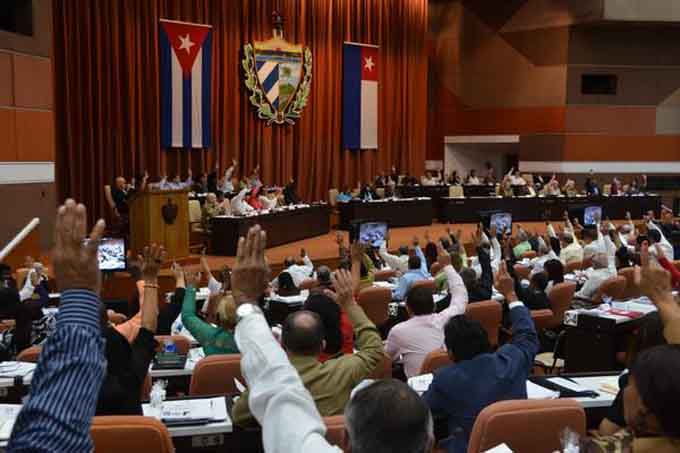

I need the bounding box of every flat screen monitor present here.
[583,206,603,226]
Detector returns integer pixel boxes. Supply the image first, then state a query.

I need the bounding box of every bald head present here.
[115,177,126,189]
[282,310,324,356]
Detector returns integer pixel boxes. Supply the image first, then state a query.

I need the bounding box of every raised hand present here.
[171,262,186,288]
[324,269,355,308]
[52,199,106,293]
[231,225,269,305]
[494,261,516,301]
[138,244,166,284]
[634,242,673,306]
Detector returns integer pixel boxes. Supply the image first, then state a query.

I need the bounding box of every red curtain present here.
[52,0,428,223]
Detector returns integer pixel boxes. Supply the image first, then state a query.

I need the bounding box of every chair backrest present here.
[410,280,436,293]
[188,199,202,223]
[602,184,612,196]
[328,188,339,207]
[465,301,502,348]
[618,267,641,300]
[513,264,530,281]
[154,335,192,355]
[593,275,627,305]
[467,399,586,453]
[449,185,464,198]
[17,345,42,363]
[299,278,319,291]
[104,185,115,210]
[520,251,537,260]
[374,269,396,282]
[563,260,582,274]
[368,353,392,379]
[430,262,443,276]
[546,281,577,329]
[189,354,243,396]
[375,187,385,199]
[323,415,346,449]
[358,286,391,327]
[91,416,174,453]
[419,349,452,375]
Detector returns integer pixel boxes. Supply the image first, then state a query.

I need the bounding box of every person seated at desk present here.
[499,176,514,198]
[421,171,440,186]
[201,193,226,231]
[181,269,238,355]
[512,227,533,259]
[575,253,615,301]
[646,218,675,262]
[422,264,539,453]
[271,249,314,291]
[447,170,462,185]
[283,178,300,205]
[97,245,162,416]
[193,172,210,194]
[466,169,481,185]
[258,187,281,210]
[230,187,256,216]
[483,161,495,184]
[275,272,301,297]
[585,172,601,196]
[540,177,562,197]
[461,240,493,303]
[391,238,431,301]
[336,186,353,203]
[359,183,378,201]
[216,159,238,194]
[548,216,584,265]
[304,291,354,362]
[246,164,262,189]
[528,237,558,276]
[159,170,193,190]
[508,265,550,311]
[505,167,526,186]
[232,269,384,428]
[562,178,578,197]
[587,244,680,452]
[18,260,50,304]
[386,247,468,378]
[128,171,149,195]
[245,186,265,211]
[378,237,410,273]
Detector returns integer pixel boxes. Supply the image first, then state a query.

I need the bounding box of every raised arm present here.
[181,271,222,347]
[9,200,106,452]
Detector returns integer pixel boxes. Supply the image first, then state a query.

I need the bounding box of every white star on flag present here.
[364,56,375,71]
[178,34,195,54]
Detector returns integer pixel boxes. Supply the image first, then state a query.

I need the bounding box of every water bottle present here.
[164,339,177,353]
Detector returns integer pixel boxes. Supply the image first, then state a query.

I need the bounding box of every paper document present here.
[547,377,587,393]
[144,397,228,424]
[0,404,21,440]
[0,362,35,378]
[408,373,433,394]
[484,444,513,453]
[526,381,559,400]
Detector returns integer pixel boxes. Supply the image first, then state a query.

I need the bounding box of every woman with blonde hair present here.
[181,269,238,355]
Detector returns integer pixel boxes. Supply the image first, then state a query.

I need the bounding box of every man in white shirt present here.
[19,263,48,302]
[232,225,434,453]
[575,253,615,301]
[159,170,193,190]
[271,250,314,290]
[378,241,410,273]
[647,220,674,263]
[230,188,256,216]
[582,226,606,263]
[506,167,526,186]
[219,159,238,193]
[385,246,468,377]
[529,237,558,276]
[466,170,481,185]
[548,220,583,265]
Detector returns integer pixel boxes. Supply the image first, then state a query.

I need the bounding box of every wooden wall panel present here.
[563,135,680,161]
[565,106,657,135]
[0,52,13,106]
[15,110,54,161]
[13,55,52,109]
[520,134,565,161]
[0,109,17,161]
[0,183,56,253]
[447,106,567,135]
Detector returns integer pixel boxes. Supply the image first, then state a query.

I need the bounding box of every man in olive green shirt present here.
[232,278,384,427]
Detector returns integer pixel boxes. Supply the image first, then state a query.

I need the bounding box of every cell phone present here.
[489,212,512,234]
[583,206,603,226]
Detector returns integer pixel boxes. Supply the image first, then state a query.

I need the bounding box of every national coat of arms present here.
[242,12,312,125]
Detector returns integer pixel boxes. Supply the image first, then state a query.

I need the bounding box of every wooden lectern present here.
[129,189,189,260]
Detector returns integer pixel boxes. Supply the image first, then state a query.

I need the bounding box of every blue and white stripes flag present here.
[342,42,379,150]
[159,19,212,149]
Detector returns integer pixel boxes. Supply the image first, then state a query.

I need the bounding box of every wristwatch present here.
[236,303,263,324]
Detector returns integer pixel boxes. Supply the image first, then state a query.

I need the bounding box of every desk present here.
[211,205,330,256]
[338,198,434,229]
[439,194,661,223]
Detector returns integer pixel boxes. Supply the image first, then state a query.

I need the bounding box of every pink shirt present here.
[385,265,467,378]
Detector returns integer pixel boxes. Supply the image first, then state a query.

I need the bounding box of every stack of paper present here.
[408,373,433,394]
[0,362,35,378]
[144,397,228,425]
[526,381,559,400]
[0,404,22,440]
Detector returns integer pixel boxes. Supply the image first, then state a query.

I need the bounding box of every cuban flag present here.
[342,42,379,150]
[159,19,212,149]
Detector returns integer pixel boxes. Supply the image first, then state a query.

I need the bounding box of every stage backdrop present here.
[52,0,428,223]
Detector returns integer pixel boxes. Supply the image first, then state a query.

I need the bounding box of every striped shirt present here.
[8,289,106,452]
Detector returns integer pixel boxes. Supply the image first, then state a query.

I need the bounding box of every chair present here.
[328,188,339,208]
[374,269,396,282]
[419,349,452,375]
[154,335,191,355]
[603,184,612,196]
[465,301,502,348]
[17,345,41,363]
[531,282,577,331]
[592,275,627,305]
[520,251,537,260]
[466,399,586,453]
[563,260,582,274]
[368,353,392,379]
[376,187,385,199]
[618,267,641,300]
[513,264,530,281]
[188,199,204,233]
[299,279,319,291]
[357,287,391,327]
[449,185,464,198]
[410,280,436,293]
[189,354,243,396]
[430,262,443,276]
[91,416,174,453]
[323,416,345,449]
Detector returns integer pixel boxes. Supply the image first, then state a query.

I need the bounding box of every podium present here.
[129,190,189,260]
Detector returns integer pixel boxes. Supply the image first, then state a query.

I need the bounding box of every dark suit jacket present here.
[96,327,157,416]
[468,247,493,303]
[423,305,539,453]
